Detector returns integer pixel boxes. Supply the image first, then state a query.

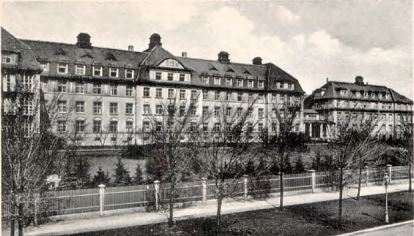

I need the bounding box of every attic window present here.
[209,66,218,71]
[105,52,117,61]
[81,53,93,59]
[55,48,66,56]
[226,68,235,73]
[243,70,251,75]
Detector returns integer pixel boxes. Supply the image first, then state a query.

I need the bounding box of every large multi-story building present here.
[304,76,413,140]
[2,28,305,146]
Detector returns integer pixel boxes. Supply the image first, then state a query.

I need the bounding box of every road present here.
[347,221,414,236]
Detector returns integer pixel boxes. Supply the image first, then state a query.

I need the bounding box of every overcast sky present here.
[2,0,412,98]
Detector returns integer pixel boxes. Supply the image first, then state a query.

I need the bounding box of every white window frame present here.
[110,102,118,114]
[109,120,118,133]
[109,68,119,78]
[40,62,49,72]
[75,65,86,75]
[143,104,150,114]
[93,66,103,76]
[57,81,67,93]
[93,83,101,94]
[202,76,209,84]
[93,102,102,114]
[75,83,84,94]
[258,81,264,89]
[214,77,221,85]
[126,86,133,96]
[58,100,67,113]
[57,63,68,74]
[125,103,133,114]
[156,105,163,115]
[156,88,163,98]
[75,101,85,113]
[2,55,12,64]
[110,85,118,95]
[143,87,150,97]
[180,90,186,100]
[125,69,134,79]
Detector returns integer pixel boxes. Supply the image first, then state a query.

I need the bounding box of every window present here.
[179,73,185,82]
[2,55,12,64]
[156,88,162,98]
[143,87,150,97]
[156,105,163,115]
[272,108,277,117]
[58,120,66,132]
[258,94,264,102]
[203,123,208,132]
[237,92,243,101]
[40,62,49,72]
[75,65,86,75]
[155,72,162,80]
[126,121,133,132]
[272,93,277,101]
[57,63,68,74]
[126,103,133,114]
[93,102,102,114]
[5,75,11,92]
[178,105,185,116]
[143,104,150,114]
[214,77,221,85]
[225,92,231,101]
[110,102,118,114]
[109,68,119,77]
[75,120,85,132]
[226,107,232,116]
[191,90,197,100]
[22,75,33,92]
[75,83,84,94]
[93,66,102,76]
[237,79,243,87]
[126,86,133,96]
[237,108,242,117]
[214,123,221,132]
[93,120,101,133]
[215,91,220,100]
[202,106,209,116]
[109,121,118,132]
[57,81,67,93]
[248,93,253,101]
[22,99,33,115]
[226,78,232,86]
[93,84,101,94]
[248,80,253,88]
[110,85,118,95]
[125,69,134,79]
[190,106,196,116]
[203,90,208,100]
[167,73,173,81]
[248,108,253,117]
[202,76,209,84]
[288,83,293,90]
[247,123,253,132]
[58,100,67,113]
[180,90,186,100]
[190,122,197,132]
[258,108,264,119]
[258,81,264,89]
[258,123,263,132]
[168,89,174,98]
[214,106,220,116]
[75,101,85,113]
[271,123,277,132]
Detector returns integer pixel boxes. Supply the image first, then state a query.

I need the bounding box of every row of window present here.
[55,81,134,96]
[152,71,188,82]
[338,89,391,100]
[337,111,411,122]
[3,74,34,92]
[41,62,135,79]
[200,76,266,88]
[57,101,133,115]
[58,119,133,133]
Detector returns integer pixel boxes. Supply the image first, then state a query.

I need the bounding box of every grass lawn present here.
[73,191,413,236]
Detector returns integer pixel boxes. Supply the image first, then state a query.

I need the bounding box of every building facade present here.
[2,28,305,147]
[304,76,413,140]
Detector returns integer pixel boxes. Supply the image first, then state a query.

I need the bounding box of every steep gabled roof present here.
[1,27,41,71]
[266,63,305,93]
[139,45,192,71]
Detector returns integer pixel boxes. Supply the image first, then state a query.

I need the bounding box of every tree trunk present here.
[216,196,223,230]
[409,163,412,192]
[10,203,15,236]
[356,167,362,200]
[337,168,343,229]
[168,181,175,227]
[18,203,24,236]
[280,172,284,210]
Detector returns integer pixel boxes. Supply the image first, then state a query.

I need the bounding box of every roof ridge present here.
[178,56,267,68]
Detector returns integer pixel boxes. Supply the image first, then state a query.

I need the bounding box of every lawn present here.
[72,191,413,236]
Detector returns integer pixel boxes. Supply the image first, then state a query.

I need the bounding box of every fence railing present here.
[2,165,412,222]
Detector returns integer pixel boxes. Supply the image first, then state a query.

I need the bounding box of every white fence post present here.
[34,193,40,226]
[387,164,392,183]
[243,175,248,200]
[365,166,369,186]
[154,180,160,210]
[98,184,106,216]
[201,177,207,204]
[309,170,316,193]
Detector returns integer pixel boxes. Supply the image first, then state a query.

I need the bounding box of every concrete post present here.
[243,175,248,200]
[34,193,40,226]
[201,177,207,204]
[365,166,369,186]
[387,164,392,183]
[309,170,316,193]
[98,184,106,216]
[154,180,160,210]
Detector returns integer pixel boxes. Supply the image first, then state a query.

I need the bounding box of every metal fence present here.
[2,165,411,222]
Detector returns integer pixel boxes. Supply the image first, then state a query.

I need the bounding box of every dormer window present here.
[340,89,348,96]
[258,81,264,89]
[40,62,49,72]
[93,66,102,76]
[247,80,254,88]
[364,91,369,98]
[371,92,375,98]
[378,93,383,99]
[125,69,134,79]
[202,76,209,84]
[75,65,86,75]
[288,83,293,90]
[155,72,162,80]
[226,78,232,86]
[109,68,119,78]
[214,77,221,85]
[179,73,185,82]
[385,93,391,99]
[355,91,361,97]
[167,73,173,81]
[2,55,13,64]
[57,63,68,74]
[237,79,243,87]
[55,48,66,56]
[105,52,117,61]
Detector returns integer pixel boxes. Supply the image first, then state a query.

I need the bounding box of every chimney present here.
[148,33,162,51]
[218,51,230,64]
[355,76,364,85]
[76,33,92,49]
[252,57,262,65]
[182,51,187,58]
[128,45,134,51]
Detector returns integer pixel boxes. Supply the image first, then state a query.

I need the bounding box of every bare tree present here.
[260,101,304,210]
[394,119,413,192]
[2,84,70,235]
[142,94,202,227]
[194,99,257,229]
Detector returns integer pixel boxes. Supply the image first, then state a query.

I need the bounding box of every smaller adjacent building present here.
[304,76,413,140]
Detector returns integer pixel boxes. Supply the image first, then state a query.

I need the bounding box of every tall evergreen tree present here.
[294,157,305,173]
[133,163,144,185]
[92,167,111,186]
[113,158,131,185]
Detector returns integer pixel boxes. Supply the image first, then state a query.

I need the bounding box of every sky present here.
[2,0,413,98]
